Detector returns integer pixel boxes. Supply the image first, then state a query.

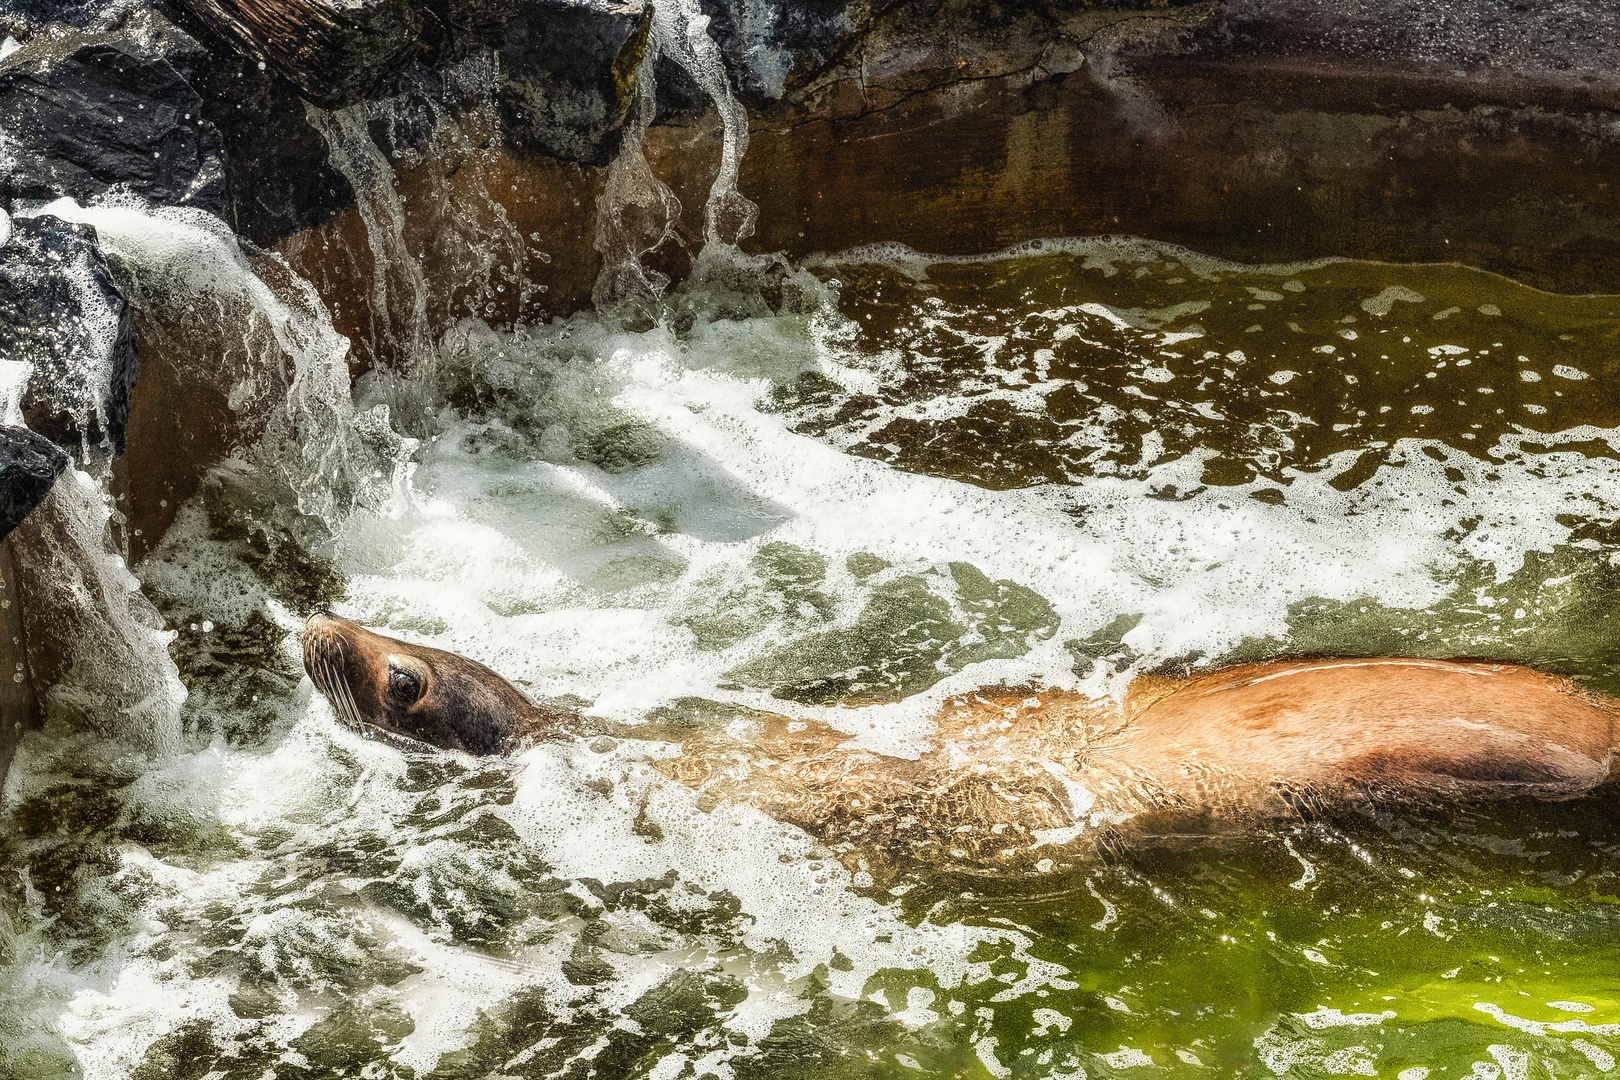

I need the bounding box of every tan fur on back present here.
[1124,659,1617,804]
[651,659,1620,880]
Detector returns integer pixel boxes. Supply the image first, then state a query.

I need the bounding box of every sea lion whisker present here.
[337,669,366,733]
[324,658,363,732]
[317,658,343,724]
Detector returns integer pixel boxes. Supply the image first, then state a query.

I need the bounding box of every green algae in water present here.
[796,243,1620,492]
[725,562,1058,704]
[14,244,1620,1079]
[907,802,1620,1077]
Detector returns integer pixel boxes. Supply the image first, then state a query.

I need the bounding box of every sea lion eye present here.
[388,665,422,703]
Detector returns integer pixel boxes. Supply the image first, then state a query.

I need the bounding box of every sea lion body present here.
[300,614,1620,859]
[1122,658,1618,807]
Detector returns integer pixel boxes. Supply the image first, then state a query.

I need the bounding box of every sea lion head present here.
[302,612,545,754]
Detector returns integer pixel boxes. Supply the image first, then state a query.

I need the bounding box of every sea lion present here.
[301,612,1619,867]
[302,611,562,755]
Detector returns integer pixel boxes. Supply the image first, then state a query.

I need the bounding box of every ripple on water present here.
[7,240,1620,1077]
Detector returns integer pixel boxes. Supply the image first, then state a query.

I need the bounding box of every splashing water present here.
[591,12,683,318]
[9,467,183,754]
[23,197,400,520]
[0,194,403,772]
[9,233,1620,1077]
[9,20,1620,1068]
[305,56,539,392]
[651,0,757,253]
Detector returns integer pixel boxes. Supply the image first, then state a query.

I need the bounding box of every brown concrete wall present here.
[740,57,1620,294]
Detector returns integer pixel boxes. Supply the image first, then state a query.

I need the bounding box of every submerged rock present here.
[0,23,226,212]
[0,213,138,456]
[0,424,68,540]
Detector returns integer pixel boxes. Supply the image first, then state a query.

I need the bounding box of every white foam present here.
[0,358,28,425]
[813,235,1343,281]
[13,238,1620,1074]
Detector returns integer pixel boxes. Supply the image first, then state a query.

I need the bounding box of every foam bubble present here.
[12,240,1620,1075]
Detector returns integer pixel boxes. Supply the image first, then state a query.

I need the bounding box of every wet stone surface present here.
[0,213,138,455]
[0,425,66,539]
[0,28,225,212]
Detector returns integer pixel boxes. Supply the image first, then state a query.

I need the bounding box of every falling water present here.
[7,468,183,753]
[590,20,683,317]
[652,0,758,254]
[23,197,398,520]
[593,0,795,323]
[304,105,435,378]
[306,57,544,398]
[0,197,404,762]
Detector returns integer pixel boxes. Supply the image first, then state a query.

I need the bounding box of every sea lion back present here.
[1121,658,1619,806]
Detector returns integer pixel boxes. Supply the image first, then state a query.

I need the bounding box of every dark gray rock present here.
[426,0,523,48]
[695,0,857,105]
[78,1,362,244]
[184,48,357,245]
[495,0,650,166]
[163,0,654,226]
[0,213,138,456]
[174,0,426,109]
[66,2,355,244]
[0,26,226,212]
[0,0,120,33]
[0,425,68,540]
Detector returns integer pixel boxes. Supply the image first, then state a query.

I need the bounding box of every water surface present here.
[6,239,1620,1078]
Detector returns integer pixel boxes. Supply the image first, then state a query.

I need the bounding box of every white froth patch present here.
[815,236,1340,283]
[325,315,1620,759]
[501,741,1002,1027]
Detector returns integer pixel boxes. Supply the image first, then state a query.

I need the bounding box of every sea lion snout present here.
[301,612,549,755]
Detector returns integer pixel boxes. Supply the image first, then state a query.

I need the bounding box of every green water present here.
[7,239,1620,1079]
[782,243,1620,1078]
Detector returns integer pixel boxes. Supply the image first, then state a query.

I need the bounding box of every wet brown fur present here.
[303,612,566,755]
[302,615,1620,874]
